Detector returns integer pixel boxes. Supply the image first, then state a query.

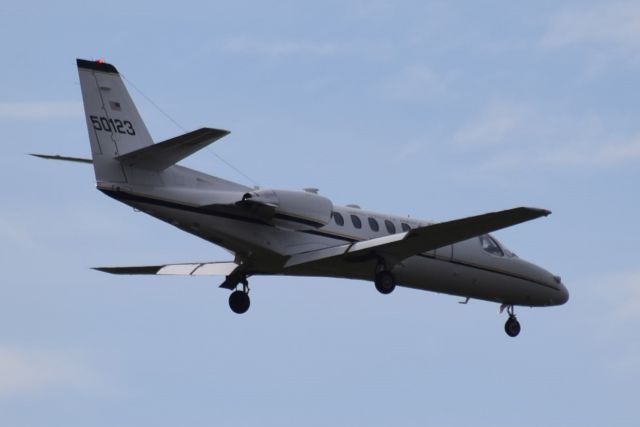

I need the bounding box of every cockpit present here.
[479,234,517,258]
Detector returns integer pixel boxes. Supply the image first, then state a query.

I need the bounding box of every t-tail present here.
[77,59,154,183]
[75,59,230,187]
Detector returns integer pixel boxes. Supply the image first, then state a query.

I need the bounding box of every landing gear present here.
[374,270,396,294]
[228,276,250,314]
[505,317,520,337]
[503,305,521,337]
[229,290,250,314]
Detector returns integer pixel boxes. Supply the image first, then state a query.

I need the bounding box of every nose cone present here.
[557,281,570,305]
[515,258,570,306]
[550,274,569,305]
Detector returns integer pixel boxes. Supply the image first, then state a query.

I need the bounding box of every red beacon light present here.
[96,58,104,64]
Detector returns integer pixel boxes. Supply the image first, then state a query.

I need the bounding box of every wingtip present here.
[29,153,93,164]
[202,127,231,136]
[533,207,552,217]
[523,207,552,217]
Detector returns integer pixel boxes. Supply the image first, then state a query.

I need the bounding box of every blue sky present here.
[1,1,639,425]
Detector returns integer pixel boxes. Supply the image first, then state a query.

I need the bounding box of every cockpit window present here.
[501,243,517,258]
[479,234,504,257]
[332,211,344,226]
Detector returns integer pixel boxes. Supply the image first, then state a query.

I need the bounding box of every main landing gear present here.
[228,276,250,314]
[503,305,521,337]
[374,269,396,294]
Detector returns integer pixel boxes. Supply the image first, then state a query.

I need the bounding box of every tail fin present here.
[77,59,153,183]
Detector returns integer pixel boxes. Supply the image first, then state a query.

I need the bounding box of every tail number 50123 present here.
[90,115,136,135]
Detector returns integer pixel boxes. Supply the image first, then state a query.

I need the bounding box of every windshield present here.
[479,234,503,256]
[479,234,517,257]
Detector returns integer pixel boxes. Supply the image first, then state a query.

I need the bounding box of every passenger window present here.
[385,220,396,234]
[401,223,411,232]
[479,234,504,256]
[351,214,362,229]
[332,211,344,226]
[368,217,379,232]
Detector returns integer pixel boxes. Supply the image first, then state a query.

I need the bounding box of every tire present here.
[229,290,250,314]
[374,271,396,295]
[504,317,521,337]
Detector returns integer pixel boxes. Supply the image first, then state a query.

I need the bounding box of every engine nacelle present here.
[241,189,333,230]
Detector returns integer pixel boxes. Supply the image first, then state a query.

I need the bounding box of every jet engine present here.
[239,189,333,230]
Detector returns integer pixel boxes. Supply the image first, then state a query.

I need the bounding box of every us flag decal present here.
[109,100,122,111]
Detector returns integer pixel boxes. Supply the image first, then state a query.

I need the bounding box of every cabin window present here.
[332,211,344,226]
[368,217,379,232]
[351,214,362,229]
[479,234,504,257]
[385,220,396,234]
[401,222,411,232]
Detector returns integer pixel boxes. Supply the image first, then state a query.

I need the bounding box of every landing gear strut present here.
[374,269,396,295]
[228,277,250,314]
[503,305,521,337]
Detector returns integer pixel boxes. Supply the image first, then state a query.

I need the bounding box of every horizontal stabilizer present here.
[30,154,93,164]
[94,261,238,276]
[285,207,550,268]
[116,127,230,171]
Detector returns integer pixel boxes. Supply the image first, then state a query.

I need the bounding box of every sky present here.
[1,1,639,425]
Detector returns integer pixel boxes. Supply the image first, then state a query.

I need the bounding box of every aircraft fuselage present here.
[98,167,569,309]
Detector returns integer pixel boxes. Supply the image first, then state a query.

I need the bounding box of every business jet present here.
[33,59,569,337]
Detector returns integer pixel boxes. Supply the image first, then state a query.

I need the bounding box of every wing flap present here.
[94,261,238,276]
[284,244,352,268]
[116,127,230,171]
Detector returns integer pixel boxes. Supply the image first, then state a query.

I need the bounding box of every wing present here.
[285,207,550,269]
[94,261,238,276]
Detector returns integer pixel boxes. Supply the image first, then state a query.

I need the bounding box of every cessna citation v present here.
[34,59,569,337]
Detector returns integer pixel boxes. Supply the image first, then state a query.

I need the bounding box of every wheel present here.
[374,271,396,294]
[504,317,521,337]
[229,290,250,314]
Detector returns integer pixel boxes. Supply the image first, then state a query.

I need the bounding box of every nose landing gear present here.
[502,305,521,337]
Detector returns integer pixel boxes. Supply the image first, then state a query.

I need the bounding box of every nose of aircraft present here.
[553,275,570,305]
[559,283,570,304]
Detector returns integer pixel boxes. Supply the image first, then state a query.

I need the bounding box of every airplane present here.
[33,59,569,337]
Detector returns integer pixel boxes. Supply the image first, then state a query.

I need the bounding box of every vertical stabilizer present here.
[77,59,153,183]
